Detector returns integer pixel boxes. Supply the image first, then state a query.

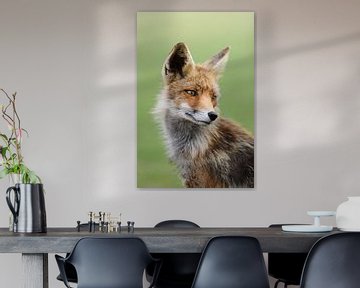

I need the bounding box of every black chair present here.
[56,262,77,284]
[191,236,270,288]
[268,224,308,288]
[146,220,201,288]
[300,232,360,288]
[154,220,200,229]
[55,237,160,288]
[56,223,99,284]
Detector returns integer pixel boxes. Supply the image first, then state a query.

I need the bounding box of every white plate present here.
[282,225,333,232]
[307,211,336,217]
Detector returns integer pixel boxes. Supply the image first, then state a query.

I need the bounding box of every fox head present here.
[162,42,230,125]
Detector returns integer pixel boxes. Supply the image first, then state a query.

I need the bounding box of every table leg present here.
[22,253,48,288]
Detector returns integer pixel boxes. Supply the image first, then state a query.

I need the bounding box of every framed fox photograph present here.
[137,12,254,188]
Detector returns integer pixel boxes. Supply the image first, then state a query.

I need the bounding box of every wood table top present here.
[0,227,340,253]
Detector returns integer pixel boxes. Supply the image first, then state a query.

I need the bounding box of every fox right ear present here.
[204,46,230,76]
[162,43,194,82]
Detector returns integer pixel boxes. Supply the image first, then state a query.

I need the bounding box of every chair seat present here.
[149,253,200,288]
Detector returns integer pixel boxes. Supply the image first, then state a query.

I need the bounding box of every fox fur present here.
[154,42,254,188]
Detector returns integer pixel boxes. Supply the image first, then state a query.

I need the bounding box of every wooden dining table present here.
[0,226,339,288]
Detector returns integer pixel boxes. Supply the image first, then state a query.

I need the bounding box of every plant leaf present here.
[0,133,8,142]
[21,128,29,137]
[0,168,8,179]
[0,146,8,158]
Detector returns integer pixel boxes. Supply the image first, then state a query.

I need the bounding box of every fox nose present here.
[208,112,218,122]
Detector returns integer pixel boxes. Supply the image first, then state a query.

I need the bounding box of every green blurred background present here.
[137,12,254,188]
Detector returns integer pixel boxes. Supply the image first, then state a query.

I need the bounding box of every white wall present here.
[0,0,360,287]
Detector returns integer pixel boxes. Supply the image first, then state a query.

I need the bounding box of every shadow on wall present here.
[262,31,360,62]
[257,15,360,208]
[87,1,138,200]
[256,12,360,287]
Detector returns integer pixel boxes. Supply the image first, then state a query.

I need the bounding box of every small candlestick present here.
[77,221,81,232]
[88,211,93,232]
[127,221,135,233]
[97,211,102,231]
[106,212,111,222]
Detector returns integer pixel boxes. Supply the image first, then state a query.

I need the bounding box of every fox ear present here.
[163,42,194,82]
[204,47,230,75]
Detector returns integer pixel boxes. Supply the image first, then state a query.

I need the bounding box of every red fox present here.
[154,43,254,188]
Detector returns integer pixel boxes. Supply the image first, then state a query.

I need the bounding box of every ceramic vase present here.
[336,196,360,231]
[6,183,47,233]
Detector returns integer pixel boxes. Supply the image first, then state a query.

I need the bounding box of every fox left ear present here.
[163,42,194,82]
[204,47,230,75]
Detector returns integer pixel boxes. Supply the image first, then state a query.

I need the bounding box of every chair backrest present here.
[149,220,201,287]
[66,237,154,288]
[155,219,200,228]
[191,236,270,288]
[268,224,308,285]
[300,232,360,288]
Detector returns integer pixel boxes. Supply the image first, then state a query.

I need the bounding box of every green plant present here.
[0,88,41,183]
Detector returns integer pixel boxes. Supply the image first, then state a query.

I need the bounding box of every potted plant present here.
[1,88,46,233]
[0,88,40,183]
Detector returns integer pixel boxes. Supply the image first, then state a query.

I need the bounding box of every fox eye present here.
[212,95,218,100]
[184,90,197,96]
